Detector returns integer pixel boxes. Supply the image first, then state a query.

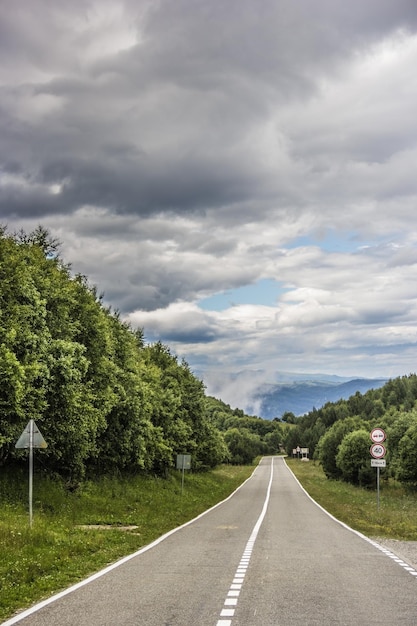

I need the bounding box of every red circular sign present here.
[370,428,386,443]
[370,443,386,459]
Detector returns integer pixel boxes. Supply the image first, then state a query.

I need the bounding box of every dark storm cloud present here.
[1,0,416,223]
[47,155,262,216]
[147,327,219,345]
[2,0,417,403]
[137,0,417,91]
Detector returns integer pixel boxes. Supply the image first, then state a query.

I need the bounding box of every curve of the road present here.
[3,457,417,625]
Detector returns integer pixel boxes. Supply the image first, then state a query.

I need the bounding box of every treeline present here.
[285,374,417,488]
[0,227,283,484]
[206,397,284,464]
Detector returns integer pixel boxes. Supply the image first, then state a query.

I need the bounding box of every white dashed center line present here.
[216,459,274,626]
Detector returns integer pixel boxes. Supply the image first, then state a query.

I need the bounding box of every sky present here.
[1,0,417,409]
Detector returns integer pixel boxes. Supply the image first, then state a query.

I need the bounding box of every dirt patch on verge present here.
[77,525,139,532]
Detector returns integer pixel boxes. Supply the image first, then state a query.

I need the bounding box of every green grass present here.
[3,459,417,622]
[0,464,254,622]
[287,458,417,540]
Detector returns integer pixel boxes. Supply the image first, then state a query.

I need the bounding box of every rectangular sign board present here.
[176,454,191,470]
[371,459,386,467]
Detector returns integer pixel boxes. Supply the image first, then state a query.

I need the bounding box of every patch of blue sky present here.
[288,231,360,253]
[198,278,289,312]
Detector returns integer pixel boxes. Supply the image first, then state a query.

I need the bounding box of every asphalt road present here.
[4,457,417,626]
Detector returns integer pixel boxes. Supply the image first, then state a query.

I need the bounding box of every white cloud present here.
[2,0,417,408]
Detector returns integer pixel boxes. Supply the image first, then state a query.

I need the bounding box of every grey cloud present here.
[148,327,219,345]
[2,0,417,393]
[195,237,238,257]
[107,285,165,315]
[140,0,417,90]
[3,0,416,224]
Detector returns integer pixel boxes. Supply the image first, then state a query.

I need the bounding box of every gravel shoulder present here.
[371,538,417,570]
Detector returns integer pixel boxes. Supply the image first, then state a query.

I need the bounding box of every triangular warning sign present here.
[15,420,47,449]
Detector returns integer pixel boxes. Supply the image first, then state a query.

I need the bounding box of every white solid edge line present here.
[1,464,260,626]
[283,457,417,578]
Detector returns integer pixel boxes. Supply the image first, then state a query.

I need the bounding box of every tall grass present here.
[0,464,254,622]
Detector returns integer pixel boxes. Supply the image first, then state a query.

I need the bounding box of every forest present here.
[0,227,283,484]
[285,374,417,488]
[3,226,417,492]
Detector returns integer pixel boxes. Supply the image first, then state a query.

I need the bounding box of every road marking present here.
[284,459,417,580]
[216,458,274,626]
[1,464,259,626]
[365,543,417,577]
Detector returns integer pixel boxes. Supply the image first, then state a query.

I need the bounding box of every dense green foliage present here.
[285,374,417,488]
[205,396,284,464]
[0,227,281,481]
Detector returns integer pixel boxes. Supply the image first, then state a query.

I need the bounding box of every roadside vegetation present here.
[2,226,417,620]
[286,374,417,491]
[288,458,417,540]
[0,226,283,482]
[3,458,417,622]
[285,373,417,541]
[0,226,282,621]
[0,464,254,622]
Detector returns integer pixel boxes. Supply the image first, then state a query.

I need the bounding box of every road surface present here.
[4,457,417,625]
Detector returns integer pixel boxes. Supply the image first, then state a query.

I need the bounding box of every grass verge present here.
[3,459,416,622]
[0,464,254,622]
[287,458,417,540]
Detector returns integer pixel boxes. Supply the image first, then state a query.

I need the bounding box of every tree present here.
[0,345,25,463]
[395,421,417,487]
[317,417,363,479]
[224,428,262,465]
[193,422,229,469]
[383,411,417,480]
[0,234,51,464]
[281,411,296,424]
[15,225,61,258]
[336,430,374,487]
[0,226,249,481]
[263,428,282,454]
[42,339,102,482]
[143,343,217,473]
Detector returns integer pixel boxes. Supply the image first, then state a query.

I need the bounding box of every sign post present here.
[15,420,47,526]
[370,428,386,511]
[176,454,191,494]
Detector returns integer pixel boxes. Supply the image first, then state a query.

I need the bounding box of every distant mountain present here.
[250,378,388,419]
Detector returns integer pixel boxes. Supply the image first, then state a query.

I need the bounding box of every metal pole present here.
[377,466,380,511]
[181,458,185,494]
[29,419,34,527]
